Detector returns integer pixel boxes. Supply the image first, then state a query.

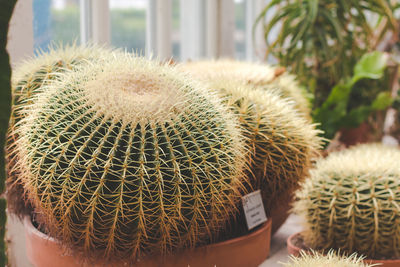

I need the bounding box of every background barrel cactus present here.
[294,144,400,258]
[182,59,311,118]
[6,44,115,217]
[176,69,323,234]
[282,250,373,267]
[16,55,247,260]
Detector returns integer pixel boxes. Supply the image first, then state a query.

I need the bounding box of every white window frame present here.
[146,0,172,60]
[7,0,270,64]
[80,0,110,45]
[245,0,268,62]
[7,0,34,66]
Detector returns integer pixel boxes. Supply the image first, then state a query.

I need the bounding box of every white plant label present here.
[242,190,267,230]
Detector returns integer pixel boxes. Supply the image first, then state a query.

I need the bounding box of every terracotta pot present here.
[286,232,306,257]
[287,231,400,267]
[25,216,272,267]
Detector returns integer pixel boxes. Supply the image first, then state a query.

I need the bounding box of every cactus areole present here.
[18,56,246,260]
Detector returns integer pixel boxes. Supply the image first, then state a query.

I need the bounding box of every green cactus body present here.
[294,144,400,258]
[6,44,116,217]
[174,73,322,226]
[182,60,311,118]
[17,55,246,260]
[282,250,373,267]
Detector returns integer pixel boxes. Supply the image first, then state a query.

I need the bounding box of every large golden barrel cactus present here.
[176,68,323,234]
[16,55,247,260]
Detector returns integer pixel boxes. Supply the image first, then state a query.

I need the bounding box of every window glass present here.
[235,0,245,60]
[110,0,146,54]
[33,0,80,52]
[172,0,180,60]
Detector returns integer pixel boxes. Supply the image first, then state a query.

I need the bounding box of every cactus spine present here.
[6,44,115,217]
[16,55,246,260]
[182,60,311,118]
[282,250,373,267]
[294,144,400,258]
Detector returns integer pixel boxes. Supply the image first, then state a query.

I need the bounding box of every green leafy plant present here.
[294,144,400,258]
[256,0,398,108]
[313,51,393,139]
[0,1,18,266]
[14,54,247,261]
[281,250,374,267]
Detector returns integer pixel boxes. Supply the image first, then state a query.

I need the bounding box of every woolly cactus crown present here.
[6,44,116,216]
[184,76,322,221]
[294,144,400,258]
[281,250,373,267]
[181,59,311,117]
[17,54,247,260]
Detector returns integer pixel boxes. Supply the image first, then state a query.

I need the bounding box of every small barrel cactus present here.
[294,144,400,258]
[16,55,247,260]
[282,250,374,267]
[181,59,311,117]
[175,73,322,233]
[6,44,116,217]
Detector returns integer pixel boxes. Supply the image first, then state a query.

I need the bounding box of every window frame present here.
[7,0,269,64]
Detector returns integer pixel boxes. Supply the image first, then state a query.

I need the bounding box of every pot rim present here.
[24,215,272,251]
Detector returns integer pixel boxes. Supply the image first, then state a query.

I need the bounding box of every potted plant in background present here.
[313,51,393,145]
[288,143,400,266]
[256,0,399,146]
[0,1,18,266]
[10,51,274,267]
[179,60,323,235]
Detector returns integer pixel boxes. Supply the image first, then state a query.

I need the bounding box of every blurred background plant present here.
[256,0,399,144]
[313,51,392,140]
